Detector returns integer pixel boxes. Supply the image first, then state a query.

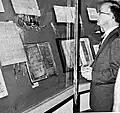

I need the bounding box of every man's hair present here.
[100,0,120,24]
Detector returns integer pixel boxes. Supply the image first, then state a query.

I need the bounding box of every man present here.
[81,0,120,111]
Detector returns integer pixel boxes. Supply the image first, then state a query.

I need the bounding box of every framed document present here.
[24,44,47,82]
[80,38,94,66]
[61,39,75,69]
[24,42,57,83]
[56,37,93,72]
[38,42,57,76]
[56,38,82,72]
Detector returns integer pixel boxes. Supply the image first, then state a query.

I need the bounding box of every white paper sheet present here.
[54,5,75,23]
[11,0,40,16]
[62,39,75,68]
[0,0,4,12]
[80,38,94,66]
[0,22,27,66]
[0,68,8,98]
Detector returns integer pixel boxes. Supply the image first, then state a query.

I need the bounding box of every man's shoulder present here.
[111,37,120,49]
[109,29,120,46]
[110,28,120,41]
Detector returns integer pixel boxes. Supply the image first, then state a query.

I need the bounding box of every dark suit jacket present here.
[90,27,120,111]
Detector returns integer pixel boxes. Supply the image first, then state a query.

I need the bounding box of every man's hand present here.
[81,66,92,80]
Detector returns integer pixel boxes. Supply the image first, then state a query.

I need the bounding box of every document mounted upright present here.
[57,37,94,72]
[80,38,94,66]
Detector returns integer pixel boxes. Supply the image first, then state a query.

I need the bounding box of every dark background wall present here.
[80,0,102,45]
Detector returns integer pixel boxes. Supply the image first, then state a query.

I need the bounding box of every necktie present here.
[99,38,103,49]
[99,33,106,49]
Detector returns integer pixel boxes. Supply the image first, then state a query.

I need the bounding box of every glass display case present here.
[0,0,96,113]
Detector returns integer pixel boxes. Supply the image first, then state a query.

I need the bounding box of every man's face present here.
[97,3,112,28]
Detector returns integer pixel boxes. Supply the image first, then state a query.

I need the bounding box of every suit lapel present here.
[93,27,120,64]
